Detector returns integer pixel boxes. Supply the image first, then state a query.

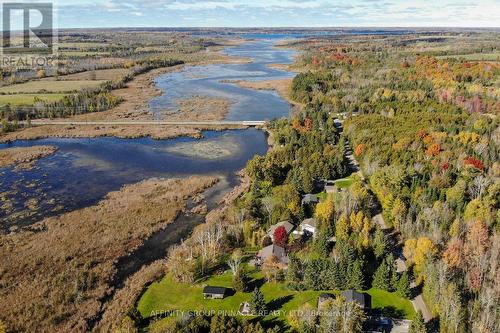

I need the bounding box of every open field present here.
[59,42,113,49]
[0,80,107,94]
[60,51,112,58]
[0,93,67,106]
[138,268,415,328]
[0,176,218,332]
[436,53,500,61]
[0,145,57,169]
[54,68,131,81]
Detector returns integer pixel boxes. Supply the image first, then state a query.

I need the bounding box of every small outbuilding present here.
[341,289,370,310]
[239,302,251,315]
[203,286,230,299]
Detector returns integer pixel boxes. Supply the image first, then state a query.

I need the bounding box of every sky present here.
[3,0,500,29]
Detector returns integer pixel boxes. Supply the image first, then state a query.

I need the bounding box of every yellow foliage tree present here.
[336,214,350,241]
[315,196,335,224]
[404,237,438,280]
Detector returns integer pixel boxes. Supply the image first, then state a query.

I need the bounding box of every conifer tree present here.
[409,311,427,333]
[397,271,411,298]
[250,288,267,315]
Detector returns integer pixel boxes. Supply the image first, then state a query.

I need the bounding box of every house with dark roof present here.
[341,289,371,310]
[268,220,295,241]
[302,194,320,205]
[256,244,289,266]
[203,286,230,299]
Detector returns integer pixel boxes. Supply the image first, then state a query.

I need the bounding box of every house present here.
[317,293,335,311]
[256,244,289,266]
[268,220,295,241]
[203,286,230,299]
[302,194,320,205]
[295,218,319,238]
[341,290,371,310]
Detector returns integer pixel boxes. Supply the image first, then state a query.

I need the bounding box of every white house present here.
[294,218,319,238]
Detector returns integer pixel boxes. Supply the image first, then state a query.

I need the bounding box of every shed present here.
[203,286,230,299]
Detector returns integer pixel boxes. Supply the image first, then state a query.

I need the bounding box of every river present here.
[0,37,296,234]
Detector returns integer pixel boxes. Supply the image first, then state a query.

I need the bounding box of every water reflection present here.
[0,129,267,230]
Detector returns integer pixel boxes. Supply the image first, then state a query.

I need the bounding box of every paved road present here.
[21,120,267,127]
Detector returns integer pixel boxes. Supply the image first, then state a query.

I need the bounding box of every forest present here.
[144,32,499,333]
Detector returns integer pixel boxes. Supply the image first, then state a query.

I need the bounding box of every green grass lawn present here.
[0,80,107,94]
[366,288,415,319]
[333,176,355,188]
[0,93,67,106]
[137,269,415,328]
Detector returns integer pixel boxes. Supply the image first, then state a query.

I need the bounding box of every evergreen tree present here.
[314,232,330,257]
[396,271,411,299]
[409,311,427,333]
[387,254,398,292]
[373,228,388,259]
[372,258,391,290]
[286,255,304,289]
[233,269,249,292]
[348,258,365,290]
[250,288,267,315]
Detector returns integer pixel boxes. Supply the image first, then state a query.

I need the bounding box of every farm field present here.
[0,80,107,94]
[0,93,67,106]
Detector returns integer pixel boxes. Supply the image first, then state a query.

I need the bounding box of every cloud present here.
[53,0,500,28]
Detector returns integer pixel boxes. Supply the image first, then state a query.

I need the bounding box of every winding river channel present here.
[0,37,297,237]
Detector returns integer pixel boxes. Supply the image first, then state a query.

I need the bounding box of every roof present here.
[301,218,318,228]
[203,286,228,295]
[319,293,334,301]
[257,244,288,263]
[341,290,366,307]
[268,220,294,235]
[302,194,320,204]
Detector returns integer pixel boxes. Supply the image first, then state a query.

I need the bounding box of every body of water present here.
[0,129,267,230]
[149,39,297,120]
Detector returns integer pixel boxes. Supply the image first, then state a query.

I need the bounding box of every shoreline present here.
[0,145,58,169]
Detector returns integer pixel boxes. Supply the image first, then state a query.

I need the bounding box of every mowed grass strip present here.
[0,80,107,94]
[0,93,67,106]
[137,269,414,325]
